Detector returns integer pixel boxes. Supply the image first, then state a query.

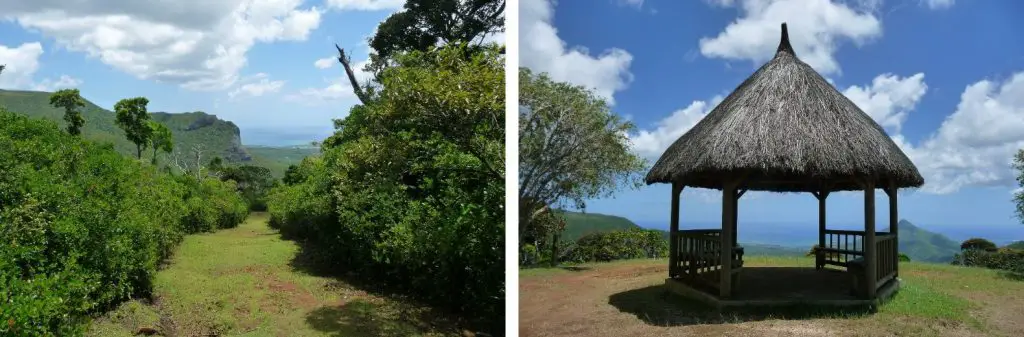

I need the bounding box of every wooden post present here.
[721,181,737,298]
[888,183,899,278]
[817,190,829,270]
[733,189,744,247]
[669,183,683,278]
[864,180,877,298]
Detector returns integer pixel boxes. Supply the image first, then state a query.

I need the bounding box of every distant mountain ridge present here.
[0,89,312,176]
[559,211,962,262]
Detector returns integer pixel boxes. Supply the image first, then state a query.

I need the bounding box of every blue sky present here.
[521,0,1024,234]
[0,0,406,146]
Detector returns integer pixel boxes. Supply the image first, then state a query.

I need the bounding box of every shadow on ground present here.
[999,271,1024,282]
[608,285,872,327]
[279,233,480,336]
[305,300,427,337]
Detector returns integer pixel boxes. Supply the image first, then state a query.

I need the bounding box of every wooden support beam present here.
[736,189,747,200]
[817,190,829,270]
[864,179,877,298]
[669,183,683,278]
[720,180,737,298]
[888,182,899,278]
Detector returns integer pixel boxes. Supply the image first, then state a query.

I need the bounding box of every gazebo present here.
[647,23,923,308]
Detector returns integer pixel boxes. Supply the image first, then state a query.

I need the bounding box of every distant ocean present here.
[636,221,1024,247]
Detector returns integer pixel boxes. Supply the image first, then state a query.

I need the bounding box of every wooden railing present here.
[819,229,866,268]
[675,229,743,291]
[875,234,897,287]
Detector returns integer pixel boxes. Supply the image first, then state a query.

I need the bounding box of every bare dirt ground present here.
[519,257,1024,337]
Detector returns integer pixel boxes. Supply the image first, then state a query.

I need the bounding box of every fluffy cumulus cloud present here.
[521,0,634,105]
[227,73,285,99]
[842,73,928,133]
[699,0,882,75]
[900,72,1024,194]
[0,42,83,91]
[325,0,405,11]
[3,0,323,91]
[630,95,725,158]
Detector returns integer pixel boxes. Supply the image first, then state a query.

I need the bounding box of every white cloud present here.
[32,75,84,91]
[4,0,323,91]
[0,42,83,92]
[842,73,928,133]
[616,0,645,9]
[314,56,335,69]
[924,0,954,10]
[227,73,284,99]
[0,42,44,89]
[326,0,404,11]
[630,95,725,158]
[521,0,634,105]
[901,72,1024,194]
[699,0,882,75]
[287,59,372,104]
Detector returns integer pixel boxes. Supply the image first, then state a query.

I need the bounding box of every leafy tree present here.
[148,121,174,165]
[282,164,303,185]
[961,238,998,252]
[268,44,505,333]
[48,89,87,136]
[334,0,505,104]
[518,68,646,251]
[114,97,153,159]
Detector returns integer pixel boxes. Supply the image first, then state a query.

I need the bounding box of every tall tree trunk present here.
[137,144,142,160]
[550,232,559,267]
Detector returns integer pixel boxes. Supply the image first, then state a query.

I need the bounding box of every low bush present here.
[960,238,998,252]
[0,110,247,335]
[953,248,1024,274]
[563,229,668,263]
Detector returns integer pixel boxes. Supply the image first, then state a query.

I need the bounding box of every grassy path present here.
[88,213,454,337]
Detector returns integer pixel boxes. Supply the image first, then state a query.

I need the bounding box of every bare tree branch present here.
[335,44,370,105]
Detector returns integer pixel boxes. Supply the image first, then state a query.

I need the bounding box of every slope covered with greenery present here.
[0,109,248,335]
[886,220,961,263]
[0,89,311,176]
[557,210,640,241]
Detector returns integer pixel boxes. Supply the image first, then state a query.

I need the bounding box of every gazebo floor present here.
[664,266,900,309]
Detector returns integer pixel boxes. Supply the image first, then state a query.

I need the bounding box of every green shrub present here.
[564,229,668,263]
[899,253,911,262]
[266,45,504,333]
[0,109,247,335]
[960,237,998,252]
[953,248,1024,274]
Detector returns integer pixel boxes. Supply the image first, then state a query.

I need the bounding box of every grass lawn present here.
[520,256,1024,337]
[87,213,462,337]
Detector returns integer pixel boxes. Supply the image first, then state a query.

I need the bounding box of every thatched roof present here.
[646,23,923,192]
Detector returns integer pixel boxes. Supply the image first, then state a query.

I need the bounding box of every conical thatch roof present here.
[646,23,923,192]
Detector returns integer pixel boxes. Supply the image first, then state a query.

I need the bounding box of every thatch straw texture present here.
[646,23,923,192]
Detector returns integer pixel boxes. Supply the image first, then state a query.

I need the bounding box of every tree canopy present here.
[148,120,173,164]
[114,97,153,159]
[49,89,86,136]
[518,67,646,247]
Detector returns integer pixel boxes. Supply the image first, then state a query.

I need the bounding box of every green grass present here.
[87,213,457,337]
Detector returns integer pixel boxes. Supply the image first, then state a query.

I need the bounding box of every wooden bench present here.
[847,256,866,298]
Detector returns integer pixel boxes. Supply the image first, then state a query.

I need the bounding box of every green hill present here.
[884,219,960,263]
[556,210,805,256]
[556,210,640,241]
[0,89,311,176]
[1006,241,1024,250]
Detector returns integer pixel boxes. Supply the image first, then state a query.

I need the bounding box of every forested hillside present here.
[0,90,308,176]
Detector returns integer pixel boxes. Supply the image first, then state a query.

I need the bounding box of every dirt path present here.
[520,258,1024,337]
[88,213,456,337]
